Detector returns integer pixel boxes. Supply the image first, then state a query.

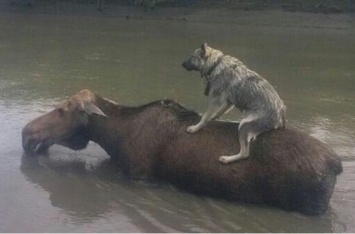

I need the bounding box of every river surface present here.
[0,11,354,232]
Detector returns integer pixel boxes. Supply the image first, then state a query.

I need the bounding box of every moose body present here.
[22,90,342,215]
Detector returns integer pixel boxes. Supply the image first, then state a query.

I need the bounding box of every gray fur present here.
[182,43,287,163]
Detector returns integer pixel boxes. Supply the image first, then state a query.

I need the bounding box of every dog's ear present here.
[201,42,209,57]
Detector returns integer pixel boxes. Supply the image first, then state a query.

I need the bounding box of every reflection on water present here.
[0,10,354,232]
[19,153,339,233]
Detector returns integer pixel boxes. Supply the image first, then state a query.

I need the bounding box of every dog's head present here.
[181,42,209,72]
[182,43,223,76]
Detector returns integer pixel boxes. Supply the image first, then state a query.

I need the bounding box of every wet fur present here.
[182,43,287,163]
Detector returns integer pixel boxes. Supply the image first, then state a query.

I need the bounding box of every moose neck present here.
[93,95,125,116]
[85,95,152,168]
[86,95,134,152]
[86,114,131,169]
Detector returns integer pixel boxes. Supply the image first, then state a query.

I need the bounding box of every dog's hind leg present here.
[218,130,252,164]
[218,115,259,164]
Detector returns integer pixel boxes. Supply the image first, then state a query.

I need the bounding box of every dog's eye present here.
[191,56,199,62]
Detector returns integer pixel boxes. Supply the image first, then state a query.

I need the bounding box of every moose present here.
[22,89,342,215]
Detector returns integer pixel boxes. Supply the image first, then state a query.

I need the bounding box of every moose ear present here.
[81,102,106,116]
[201,42,209,57]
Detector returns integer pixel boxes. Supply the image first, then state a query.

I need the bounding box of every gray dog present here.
[182,43,287,164]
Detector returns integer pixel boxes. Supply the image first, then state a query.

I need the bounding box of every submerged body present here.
[182,43,286,163]
[22,89,341,215]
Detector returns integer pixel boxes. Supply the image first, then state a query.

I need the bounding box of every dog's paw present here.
[187,125,199,133]
[219,154,247,164]
[218,156,231,164]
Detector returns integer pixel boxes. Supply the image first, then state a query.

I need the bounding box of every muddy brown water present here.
[0,11,354,232]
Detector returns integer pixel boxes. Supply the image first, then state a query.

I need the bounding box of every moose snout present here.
[22,126,38,152]
[22,128,35,153]
[22,125,50,154]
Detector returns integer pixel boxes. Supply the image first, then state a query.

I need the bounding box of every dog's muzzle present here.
[182,61,193,71]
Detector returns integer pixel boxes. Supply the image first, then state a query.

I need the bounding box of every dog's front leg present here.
[212,103,234,120]
[187,98,223,134]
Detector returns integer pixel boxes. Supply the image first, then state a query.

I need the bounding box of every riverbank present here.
[2,0,355,29]
[163,0,355,13]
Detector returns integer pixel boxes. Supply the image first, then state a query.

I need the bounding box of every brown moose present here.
[22,89,342,215]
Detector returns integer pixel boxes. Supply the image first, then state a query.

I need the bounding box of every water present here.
[0,10,355,232]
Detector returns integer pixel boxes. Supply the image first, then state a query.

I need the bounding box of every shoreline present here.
[1,1,355,29]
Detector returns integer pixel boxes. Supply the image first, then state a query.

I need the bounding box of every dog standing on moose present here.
[182,43,287,164]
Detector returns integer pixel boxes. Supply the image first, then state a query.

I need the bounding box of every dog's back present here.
[208,55,286,126]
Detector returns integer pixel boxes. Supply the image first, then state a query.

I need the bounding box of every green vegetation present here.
[9,0,355,13]
[125,0,174,9]
[125,0,354,13]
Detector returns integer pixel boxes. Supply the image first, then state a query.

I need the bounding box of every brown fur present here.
[22,90,342,215]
